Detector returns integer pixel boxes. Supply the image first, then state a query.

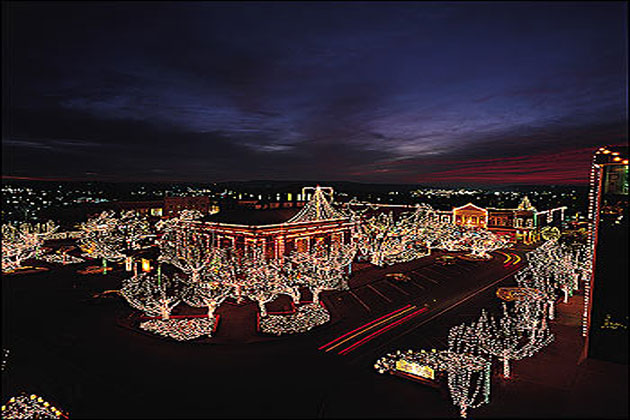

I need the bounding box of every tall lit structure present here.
[581,146,628,364]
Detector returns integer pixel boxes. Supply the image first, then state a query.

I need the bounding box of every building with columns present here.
[198,187,356,259]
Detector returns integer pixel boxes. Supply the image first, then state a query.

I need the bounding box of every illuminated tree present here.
[290,243,356,305]
[437,223,469,252]
[242,248,287,317]
[287,186,346,223]
[518,241,562,319]
[476,303,553,379]
[352,210,427,266]
[78,210,153,263]
[512,298,547,339]
[181,275,232,319]
[448,321,482,356]
[544,241,588,303]
[375,349,490,419]
[157,213,219,283]
[120,272,181,320]
[2,221,57,273]
[207,248,248,304]
[457,228,512,259]
[282,260,306,305]
[407,204,452,251]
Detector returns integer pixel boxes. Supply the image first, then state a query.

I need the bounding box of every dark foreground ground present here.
[2,245,627,418]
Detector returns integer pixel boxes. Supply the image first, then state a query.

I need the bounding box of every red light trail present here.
[317,304,413,351]
[337,307,428,355]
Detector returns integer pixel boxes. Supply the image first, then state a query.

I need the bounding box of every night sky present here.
[2,2,627,185]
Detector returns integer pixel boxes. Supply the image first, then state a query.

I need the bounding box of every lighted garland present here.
[1,393,67,419]
[287,186,346,223]
[259,303,330,335]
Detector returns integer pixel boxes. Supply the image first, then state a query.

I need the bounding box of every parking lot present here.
[323,253,494,318]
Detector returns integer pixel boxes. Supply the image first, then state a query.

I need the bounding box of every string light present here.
[375,349,490,418]
[241,248,292,317]
[476,303,554,379]
[2,221,57,273]
[289,243,356,306]
[287,186,346,223]
[120,272,181,320]
[78,210,154,263]
[1,348,9,372]
[39,253,85,265]
[349,205,433,266]
[259,303,330,335]
[140,317,217,341]
[156,210,217,283]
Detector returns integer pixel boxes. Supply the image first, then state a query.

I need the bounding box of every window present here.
[295,237,309,253]
[331,232,343,248]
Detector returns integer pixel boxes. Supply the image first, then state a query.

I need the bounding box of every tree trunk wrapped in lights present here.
[282,267,305,305]
[181,275,232,319]
[2,221,57,273]
[120,272,181,320]
[240,247,289,317]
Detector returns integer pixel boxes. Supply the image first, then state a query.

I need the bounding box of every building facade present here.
[198,187,356,259]
[432,197,565,243]
[581,146,628,364]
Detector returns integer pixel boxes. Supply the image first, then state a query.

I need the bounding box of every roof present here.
[202,207,301,226]
[287,186,346,223]
[452,203,488,213]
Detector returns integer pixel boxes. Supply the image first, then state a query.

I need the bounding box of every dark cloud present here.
[2,2,627,185]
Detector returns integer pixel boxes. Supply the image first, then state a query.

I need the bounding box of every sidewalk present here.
[476,295,628,418]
